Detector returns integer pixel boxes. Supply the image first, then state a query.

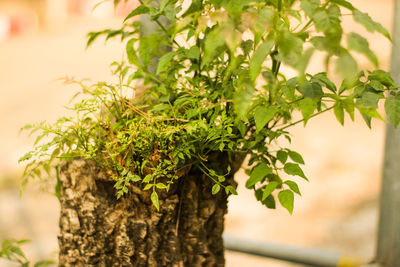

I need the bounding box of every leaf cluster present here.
[20,0,399,213]
[0,239,55,267]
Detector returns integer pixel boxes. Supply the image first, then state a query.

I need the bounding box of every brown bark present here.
[58,153,240,267]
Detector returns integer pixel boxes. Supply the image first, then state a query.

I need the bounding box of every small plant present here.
[20,0,399,215]
[0,239,55,267]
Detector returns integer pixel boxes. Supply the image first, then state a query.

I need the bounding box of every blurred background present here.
[0,0,394,266]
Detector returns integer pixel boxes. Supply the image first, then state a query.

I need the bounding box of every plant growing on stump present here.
[20,0,400,266]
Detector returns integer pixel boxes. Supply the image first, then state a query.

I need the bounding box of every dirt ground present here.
[0,0,395,266]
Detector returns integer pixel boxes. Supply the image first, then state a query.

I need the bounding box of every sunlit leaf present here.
[385,96,400,128]
[156,51,176,74]
[287,150,305,164]
[334,101,345,125]
[249,40,274,81]
[151,191,160,211]
[262,181,278,201]
[278,190,294,214]
[124,5,150,22]
[347,32,378,67]
[212,184,221,195]
[284,180,301,195]
[284,163,308,180]
[246,163,273,188]
[353,10,391,40]
[254,106,278,132]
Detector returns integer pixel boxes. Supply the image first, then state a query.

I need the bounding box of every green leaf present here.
[357,91,381,109]
[202,27,225,67]
[311,72,337,93]
[329,0,355,10]
[299,82,323,99]
[236,120,247,137]
[143,174,152,183]
[310,36,330,52]
[343,98,355,121]
[249,40,274,81]
[284,180,301,195]
[347,32,378,67]
[212,184,221,195]
[312,6,341,32]
[284,163,307,180]
[276,30,303,66]
[16,239,30,245]
[263,194,276,209]
[225,0,249,13]
[262,181,279,201]
[139,34,161,66]
[225,185,238,195]
[287,150,305,164]
[156,51,176,74]
[86,31,102,48]
[278,190,294,214]
[277,150,288,164]
[10,246,26,259]
[151,191,160,211]
[339,71,364,94]
[246,163,273,188]
[241,40,253,55]
[19,152,33,163]
[357,106,384,129]
[34,260,56,267]
[156,183,168,189]
[300,0,320,18]
[126,38,140,67]
[296,48,315,74]
[124,5,150,22]
[55,166,61,200]
[312,5,343,52]
[127,173,141,182]
[298,98,317,122]
[362,113,372,128]
[385,96,400,127]
[334,101,345,125]
[186,46,200,59]
[182,0,202,17]
[151,104,170,111]
[254,106,278,132]
[336,51,358,79]
[368,70,395,87]
[353,10,391,40]
[234,84,254,118]
[20,124,33,133]
[369,80,385,91]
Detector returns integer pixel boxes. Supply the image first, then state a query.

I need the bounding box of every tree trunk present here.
[58,153,240,267]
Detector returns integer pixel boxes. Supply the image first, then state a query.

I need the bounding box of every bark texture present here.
[58,153,239,267]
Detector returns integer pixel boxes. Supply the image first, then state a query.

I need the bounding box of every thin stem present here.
[154,20,181,48]
[277,106,334,131]
[298,20,313,33]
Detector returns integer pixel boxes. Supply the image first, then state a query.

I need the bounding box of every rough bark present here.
[58,153,240,267]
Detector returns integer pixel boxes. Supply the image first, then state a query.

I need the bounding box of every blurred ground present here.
[0,0,394,266]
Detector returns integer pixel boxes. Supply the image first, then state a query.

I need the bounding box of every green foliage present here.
[0,239,55,267]
[20,0,399,213]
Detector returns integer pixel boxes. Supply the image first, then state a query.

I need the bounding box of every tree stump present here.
[58,153,239,267]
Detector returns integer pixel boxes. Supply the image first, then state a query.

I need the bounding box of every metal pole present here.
[376,0,400,265]
[224,235,366,267]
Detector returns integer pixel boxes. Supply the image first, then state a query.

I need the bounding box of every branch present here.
[277,106,334,131]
